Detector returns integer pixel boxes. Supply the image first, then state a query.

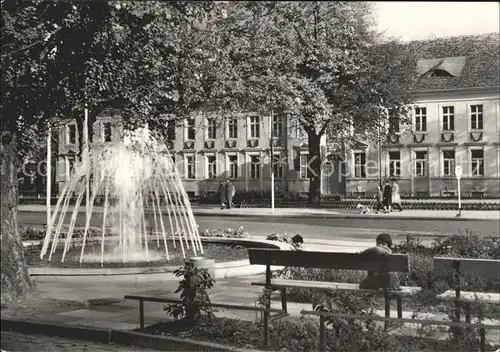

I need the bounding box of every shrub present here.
[164,262,215,325]
[200,226,249,238]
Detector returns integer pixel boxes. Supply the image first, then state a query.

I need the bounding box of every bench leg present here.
[396,297,403,319]
[263,288,271,349]
[384,292,390,331]
[139,300,144,329]
[465,302,471,324]
[280,288,288,314]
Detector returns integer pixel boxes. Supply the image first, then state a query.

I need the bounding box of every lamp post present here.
[455,165,462,217]
[270,110,275,214]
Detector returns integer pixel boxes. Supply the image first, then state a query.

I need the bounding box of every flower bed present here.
[269,232,500,320]
[140,314,497,352]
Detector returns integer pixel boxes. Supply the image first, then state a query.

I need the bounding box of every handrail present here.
[300,310,500,330]
[124,295,283,314]
[301,309,497,352]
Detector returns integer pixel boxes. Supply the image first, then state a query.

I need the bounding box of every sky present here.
[376,2,500,41]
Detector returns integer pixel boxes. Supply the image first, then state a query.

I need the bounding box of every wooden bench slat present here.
[436,290,500,304]
[251,280,421,295]
[433,257,500,282]
[248,248,410,272]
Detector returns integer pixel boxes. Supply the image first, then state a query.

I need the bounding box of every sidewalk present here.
[18,204,500,221]
[25,273,500,346]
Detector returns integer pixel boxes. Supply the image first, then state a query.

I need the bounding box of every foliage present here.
[20,225,110,241]
[277,232,500,304]
[164,262,215,324]
[200,226,249,238]
[208,1,416,203]
[429,231,500,259]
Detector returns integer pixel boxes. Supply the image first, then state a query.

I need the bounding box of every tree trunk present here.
[307,132,322,206]
[1,132,35,304]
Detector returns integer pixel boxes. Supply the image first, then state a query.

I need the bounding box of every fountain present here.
[40,124,203,267]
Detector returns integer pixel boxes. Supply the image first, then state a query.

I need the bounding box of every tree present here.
[206,1,416,204]
[1,0,214,303]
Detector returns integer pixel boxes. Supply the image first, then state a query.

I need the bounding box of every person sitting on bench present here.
[359,233,401,290]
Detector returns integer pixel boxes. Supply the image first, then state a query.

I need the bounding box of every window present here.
[250,155,260,179]
[442,150,455,177]
[296,122,306,139]
[103,123,112,142]
[442,106,454,131]
[354,152,366,178]
[272,115,283,138]
[388,151,401,177]
[471,150,484,177]
[470,105,483,130]
[186,118,196,140]
[228,117,238,139]
[273,155,285,178]
[300,154,309,179]
[389,110,400,134]
[67,156,75,177]
[206,118,217,140]
[185,155,195,179]
[415,107,427,132]
[206,155,217,179]
[67,124,76,145]
[249,116,260,139]
[228,155,238,178]
[414,151,427,177]
[170,154,177,174]
[166,121,176,141]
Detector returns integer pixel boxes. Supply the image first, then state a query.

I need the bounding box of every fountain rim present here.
[25,237,294,276]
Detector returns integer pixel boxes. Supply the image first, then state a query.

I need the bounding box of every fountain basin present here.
[25,237,293,279]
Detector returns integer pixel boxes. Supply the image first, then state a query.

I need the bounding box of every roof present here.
[407,33,500,92]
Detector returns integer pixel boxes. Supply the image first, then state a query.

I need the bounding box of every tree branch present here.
[1,27,62,59]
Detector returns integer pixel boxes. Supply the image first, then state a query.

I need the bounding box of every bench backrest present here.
[248,248,410,272]
[433,257,500,282]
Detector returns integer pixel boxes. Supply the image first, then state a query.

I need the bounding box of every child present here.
[359,233,401,290]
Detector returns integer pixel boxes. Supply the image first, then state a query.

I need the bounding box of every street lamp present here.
[269,110,275,214]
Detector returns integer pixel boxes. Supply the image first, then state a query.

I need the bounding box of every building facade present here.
[56,33,499,197]
[56,111,336,196]
[345,33,500,197]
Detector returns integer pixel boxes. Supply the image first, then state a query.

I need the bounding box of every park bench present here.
[248,248,421,330]
[433,257,500,323]
[123,294,284,329]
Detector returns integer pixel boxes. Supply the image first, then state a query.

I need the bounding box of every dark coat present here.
[383,184,392,206]
[217,183,226,203]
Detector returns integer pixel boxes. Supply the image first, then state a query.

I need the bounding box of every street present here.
[18,211,500,240]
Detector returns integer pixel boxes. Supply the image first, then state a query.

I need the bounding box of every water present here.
[40,124,203,266]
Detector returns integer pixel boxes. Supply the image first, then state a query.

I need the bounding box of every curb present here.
[1,318,265,352]
[18,207,499,222]
[192,211,499,222]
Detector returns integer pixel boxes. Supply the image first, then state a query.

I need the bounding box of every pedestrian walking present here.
[391,179,403,212]
[225,179,235,209]
[375,185,384,213]
[217,181,227,210]
[382,180,392,213]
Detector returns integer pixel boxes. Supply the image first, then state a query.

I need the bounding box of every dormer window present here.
[417,56,466,78]
[425,69,453,77]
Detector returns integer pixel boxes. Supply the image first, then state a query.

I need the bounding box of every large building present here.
[56,110,335,196]
[55,33,500,197]
[344,33,500,197]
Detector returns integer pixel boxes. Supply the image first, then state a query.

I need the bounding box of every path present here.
[0,331,160,352]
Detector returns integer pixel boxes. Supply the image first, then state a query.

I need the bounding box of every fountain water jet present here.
[40,124,203,266]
